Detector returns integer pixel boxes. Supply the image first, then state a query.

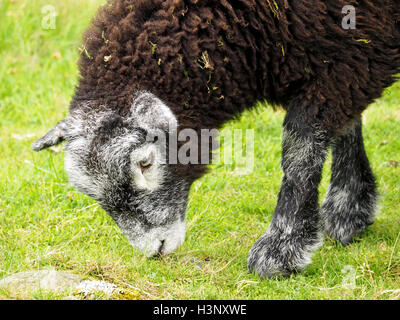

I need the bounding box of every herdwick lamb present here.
[33,0,400,278]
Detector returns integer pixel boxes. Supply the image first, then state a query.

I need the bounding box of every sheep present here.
[32,0,400,279]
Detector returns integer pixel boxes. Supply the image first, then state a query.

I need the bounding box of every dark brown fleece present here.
[72,0,400,133]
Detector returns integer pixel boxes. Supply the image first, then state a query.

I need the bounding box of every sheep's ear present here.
[130,92,178,133]
[32,118,69,151]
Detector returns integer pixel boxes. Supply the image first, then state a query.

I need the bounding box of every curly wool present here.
[72,0,400,134]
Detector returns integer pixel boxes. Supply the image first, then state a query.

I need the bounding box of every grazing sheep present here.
[33,0,400,278]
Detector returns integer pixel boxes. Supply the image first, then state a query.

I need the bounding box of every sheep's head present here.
[32,92,190,257]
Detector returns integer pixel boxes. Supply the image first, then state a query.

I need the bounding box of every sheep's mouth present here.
[114,218,187,258]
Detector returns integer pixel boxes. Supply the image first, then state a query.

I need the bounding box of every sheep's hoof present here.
[325,220,374,246]
[248,231,321,279]
[321,204,375,246]
[320,188,377,246]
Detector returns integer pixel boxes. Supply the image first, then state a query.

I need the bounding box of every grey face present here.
[33,92,190,257]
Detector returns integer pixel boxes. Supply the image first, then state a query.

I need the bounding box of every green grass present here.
[0,0,399,300]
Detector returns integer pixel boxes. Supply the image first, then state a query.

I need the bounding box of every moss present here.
[149,41,157,55]
[196,51,214,70]
[112,288,142,300]
[78,45,93,60]
[357,39,371,44]
[101,31,109,44]
[266,0,280,19]
[72,280,143,300]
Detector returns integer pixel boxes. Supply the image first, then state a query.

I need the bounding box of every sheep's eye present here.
[140,159,152,168]
[139,153,154,172]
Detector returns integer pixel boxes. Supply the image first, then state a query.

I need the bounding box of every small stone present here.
[0,270,82,297]
[0,270,141,300]
[74,280,119,298]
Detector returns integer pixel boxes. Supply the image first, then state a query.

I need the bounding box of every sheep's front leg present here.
[320,120,377,245]
[248,112,331,278]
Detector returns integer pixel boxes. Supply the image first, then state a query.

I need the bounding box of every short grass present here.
[0,0,399,300]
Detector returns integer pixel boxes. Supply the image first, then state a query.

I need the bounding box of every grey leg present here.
[248,109,331,278]
[320,120,377,245]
